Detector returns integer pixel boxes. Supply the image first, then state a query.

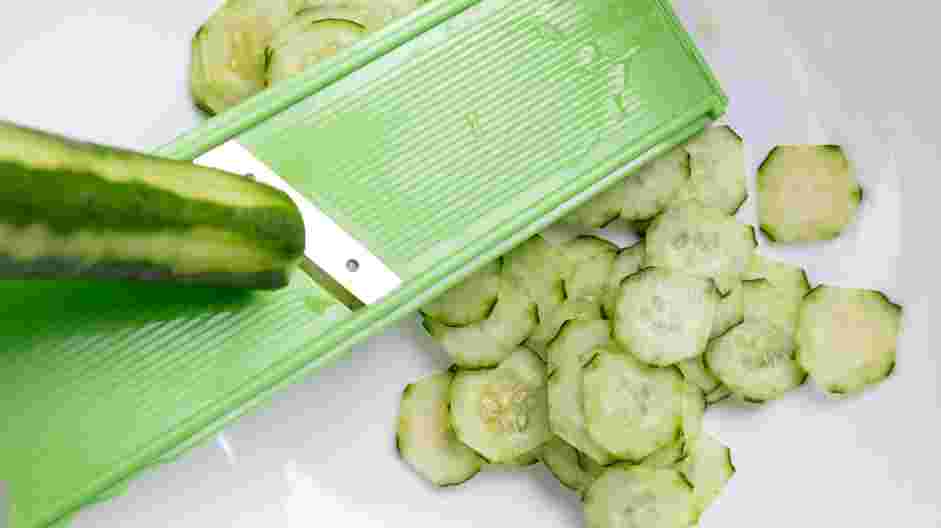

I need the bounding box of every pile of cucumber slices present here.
[400,126,903,527]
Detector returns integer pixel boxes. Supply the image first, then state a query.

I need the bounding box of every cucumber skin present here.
[0,122,305,289]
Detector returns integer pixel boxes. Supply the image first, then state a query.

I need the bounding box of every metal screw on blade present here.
[346,259,360,273]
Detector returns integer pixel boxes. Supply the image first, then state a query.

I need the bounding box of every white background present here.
[1,1,939,526]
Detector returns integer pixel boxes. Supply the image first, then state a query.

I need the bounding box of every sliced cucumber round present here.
[421,259,501,326]
[542,435,594,494]
[745,253,812,297]
[602,242,645,319]
[450,348,550,464]
[613,268,719,367]
[583,466,698,528]
[645,201,756,295]
[561,236,619,303]
[796,286,901,395]
[620,146,691,221]
[677,355,721,395]
[743,278,802,335]
[578,450,606,480]
[546,320,615,466]
[289,0,425,31]
[758,145,862,243]
[424,278,537,368]
[705,319,805,402]
[582,350,684,461]
[679,381,706,442]
[679,431,735,514]
[711,279,744,339]
[673,125,748,215]
[397,371,484,486]
[266,18,367,84]
[563,184,627,229]
[504,235,566,323]
[640,435,685,469]
[527,298,603,360]
[190,1,293,114]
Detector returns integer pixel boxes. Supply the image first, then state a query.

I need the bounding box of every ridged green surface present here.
[1,0,725,526]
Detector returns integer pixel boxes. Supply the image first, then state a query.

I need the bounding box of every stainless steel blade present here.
[195,140,402,305]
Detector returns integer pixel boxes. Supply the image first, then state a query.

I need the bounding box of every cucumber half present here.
[613,268,719,367]
[583,466,698,528]
[796,286,901,395]
[582,349,684,461]
[397,371,484,486]
[450,348,551,464]
[758,145,862,243]
[0,121,305,289]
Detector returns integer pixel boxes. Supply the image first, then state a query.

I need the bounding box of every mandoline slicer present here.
[0,0,726,526]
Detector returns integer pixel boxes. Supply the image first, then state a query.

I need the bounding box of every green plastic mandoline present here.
[0,0,726,526]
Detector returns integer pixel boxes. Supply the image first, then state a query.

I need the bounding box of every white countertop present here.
[1,1,938,526]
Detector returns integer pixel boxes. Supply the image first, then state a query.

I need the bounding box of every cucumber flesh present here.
[640,436,685,469]
[563,184,626,229]
[745,254,812,297]
[796,286,901,395]
[743,278,802,335]
[613,268,719,367]
[546,320,615,466]
[424,278,536,369]
[620,146,691,221]
[679,431,735,514]
[645,201,756,295]
[504,235,567,325]
[190,1,293,114]
[450,348,551,463]
[677,355,721,395]
[561,236,618,304]
[422,260,501,326]
[711,279,745,338]
[582,349,684,461]
[583,466,698,528]
[758,145,862,243]
[705,385,732,405]
[527,298,602,360]
[674,125,748,215]
[541,435,594,494]
[705,319,805,402]
[397,371,484,486]
[602,242,645,318]
[578,450,606,481]
[266,18,367,84]
[0,122,305,289]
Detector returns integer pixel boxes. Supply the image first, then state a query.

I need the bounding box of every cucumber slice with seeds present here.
[679,431,735,513]
[547,320,615,466]
[711,280,745,338]
[796,286,901,395]
[583,466,698,528]
[583,349,684,461]
[602,242,645,319]
[673,125,748,215]
[397,371,484,486]
[421,260,501,326]
[542,435,594,494]
[645,201,756,295]
[758,145,862,243]
[613,268,719,367]
[424,278,536,368]
[620,146,691,221]
[705,319,805,402]
[450,347,551,463]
